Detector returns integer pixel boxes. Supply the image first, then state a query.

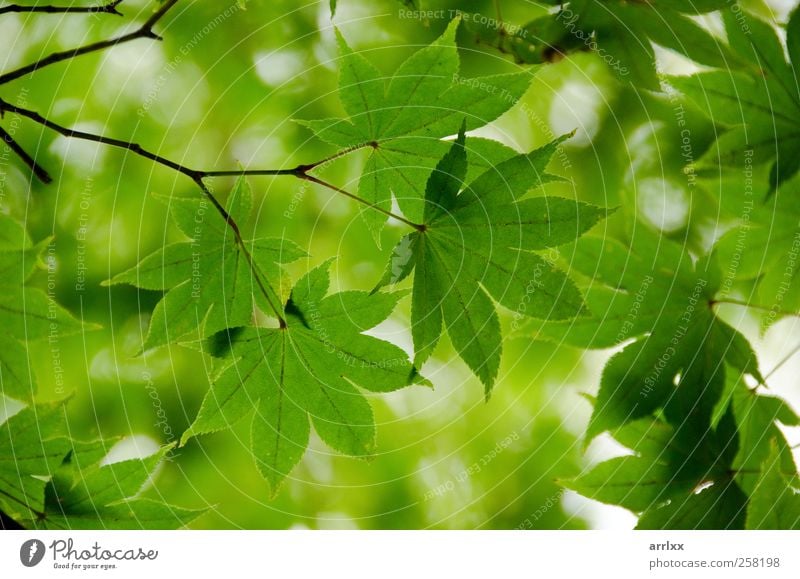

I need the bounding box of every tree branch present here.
[0,102,423,322]
[0,99,422,228]
[0,0,178,85]
[0,125,52,183]
[0,1,123,16]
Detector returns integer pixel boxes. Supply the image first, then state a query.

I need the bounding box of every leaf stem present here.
[199,141,375,178]
[0,0,177,85]
[299,173,425,231]
[494,0,503,25]
[0,0,123,16]
[764,341,800,382]
[710,298,800,319]
[193,178,287,327]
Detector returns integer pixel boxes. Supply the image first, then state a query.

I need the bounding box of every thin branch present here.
[0,0,123,16]
[0,98,196,175]
[0,125,52,183]
[0,98,422,230]
[0,97,287,324]
[0,0,177,85]
[199,140,377,178]
[0,97,423,322]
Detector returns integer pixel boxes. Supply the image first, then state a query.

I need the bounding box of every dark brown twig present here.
[0,1,123,16]
[0,125,52,183]
[0,97,424,324]
[0,0,177,84]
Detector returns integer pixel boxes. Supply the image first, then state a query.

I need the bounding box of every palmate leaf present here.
[183,260,424,496]
[712,183,800,331]
[0,402,200,529]
[727,383,800,495]
[375,126,607,394]
[0,403,71,521]
[746,441,800,529]
[478,0,734,89]
[0,215,86,402]
[562,416,748,529]
[299,19,534,241]
[35,445,202,530]
[106,177,306,350]
[671,8,800,191]
[530,230,761,439]
[462,12,586,66]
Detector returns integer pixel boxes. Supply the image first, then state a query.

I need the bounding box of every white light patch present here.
[101,434,161,465]
[254,50,305,87]
[636,177,689,232]
[549,81,603,147]
[49,122,107,172]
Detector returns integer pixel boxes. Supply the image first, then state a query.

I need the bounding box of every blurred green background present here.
[2,0,798,529]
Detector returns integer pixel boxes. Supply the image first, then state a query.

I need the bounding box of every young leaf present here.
[376,127,607,394]
[183,261,423,496]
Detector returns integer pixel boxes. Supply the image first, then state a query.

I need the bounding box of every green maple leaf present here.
[462,11,585,66]
[712,187,800,331]
[562,415,748,529]
[635,480,747,530]
[106,177,306,350]
[486,0,735,89]
[375,125,607,394]
[0,215,86,402]
[0,403,71,522]
[182,260,424,496]
[1,401,200,529]
[726,384,799,494]
[530,229,761,439]
[299,19,534,241]
[35,445,201,530]
[746,441,800,529]
[671,8,800,191]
